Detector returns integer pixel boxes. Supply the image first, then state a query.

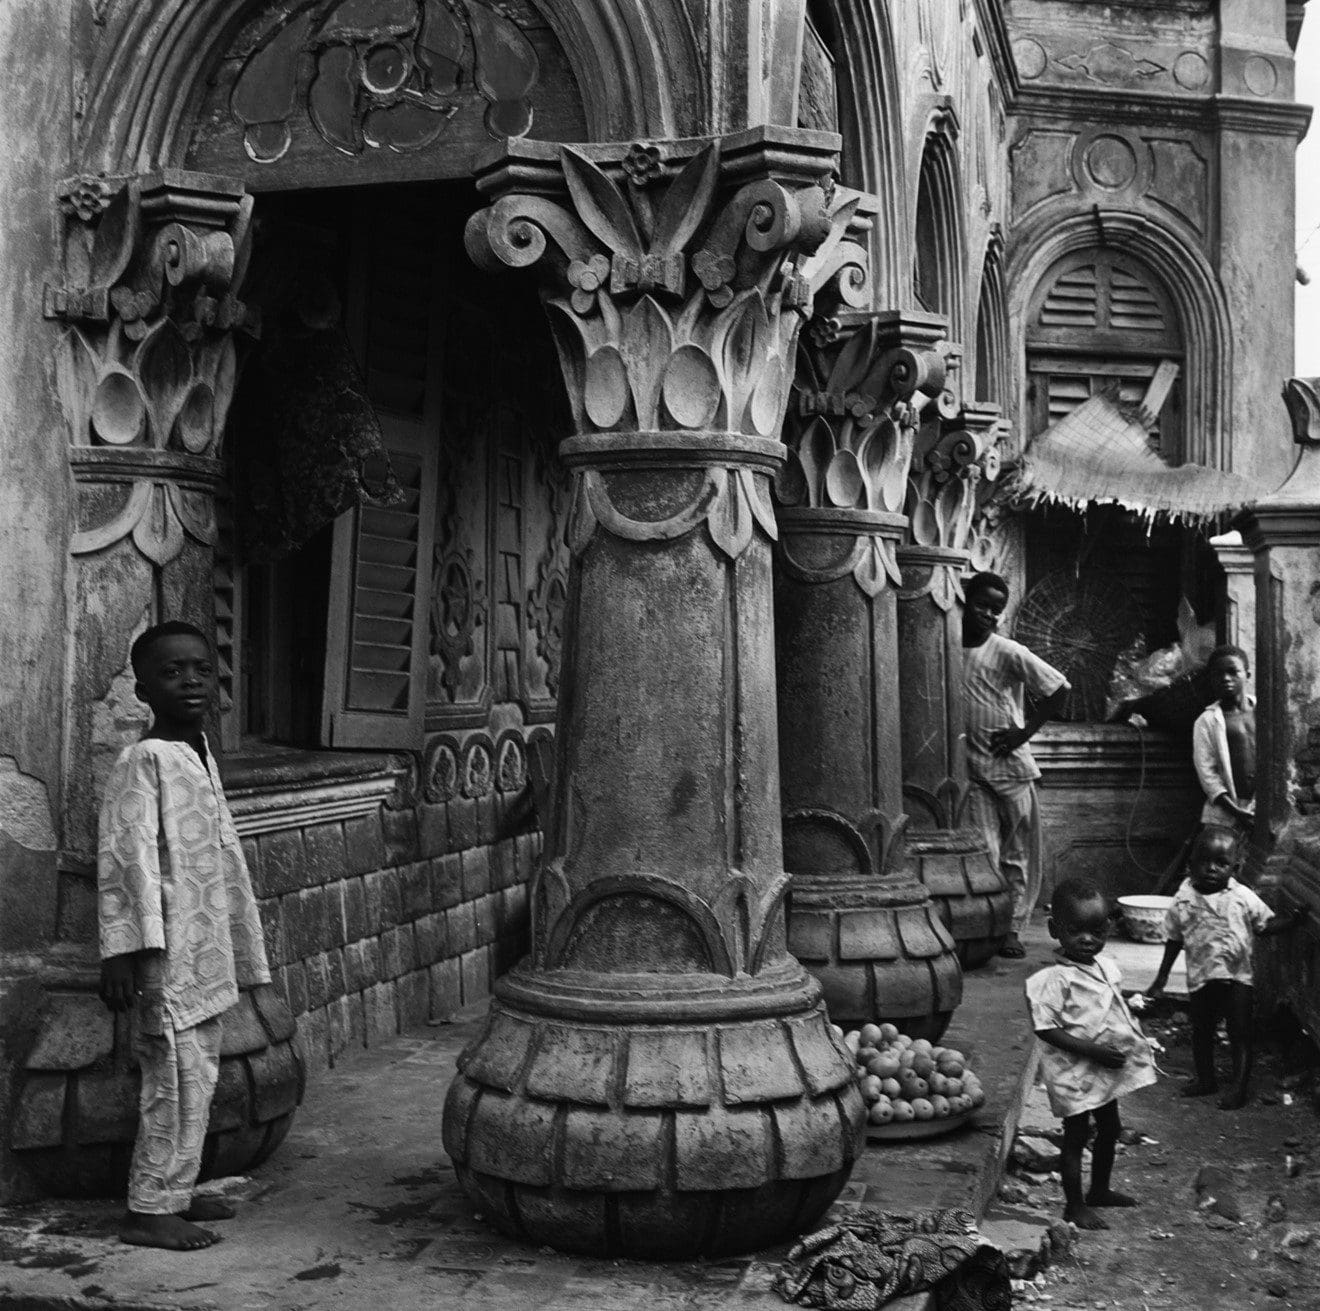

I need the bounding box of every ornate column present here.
[9,173,303,1197]
[773,309,963,1037]
[897,403,1013,968]
[442,131,866,1259]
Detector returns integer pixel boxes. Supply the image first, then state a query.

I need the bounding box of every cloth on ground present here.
[775,1208,1011,1310]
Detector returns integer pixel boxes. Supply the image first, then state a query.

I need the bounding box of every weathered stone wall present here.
[239,806,537,1075]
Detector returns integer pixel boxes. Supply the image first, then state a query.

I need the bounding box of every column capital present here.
[464,131,868,445]
[1239,376,1320,551]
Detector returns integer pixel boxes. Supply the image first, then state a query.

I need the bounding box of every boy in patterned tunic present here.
[1026,876,1156,1230]
[1147,825,1302,1110]
[99,622,270,1250]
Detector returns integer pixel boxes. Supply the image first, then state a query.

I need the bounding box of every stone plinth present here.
[442,131,867,1258]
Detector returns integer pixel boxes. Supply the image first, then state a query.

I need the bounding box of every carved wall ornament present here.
[229,0,539,164]
[905,410,1005,561]
[430,543,487,700]
[461,737,494,799]
[423,734,461,802]
[1055,42,1167,85]
[58,174,116,222]
[527,539,568,696]
[494,732,527,794]
[49,172,255,565]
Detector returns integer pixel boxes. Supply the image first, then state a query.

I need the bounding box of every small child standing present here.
[1192,645,1256,837]
[1025,876,1156,1230]
[1147,825,1301,1110]
[99,621,270,1250]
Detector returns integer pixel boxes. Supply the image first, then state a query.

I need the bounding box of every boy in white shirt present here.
[1192,645,1255,836]
[1148,825,1301,1109]
[1026,876,1156,1230]
[963,572,1070,958]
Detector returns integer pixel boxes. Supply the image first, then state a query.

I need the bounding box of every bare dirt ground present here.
[998,1003,1320,1311]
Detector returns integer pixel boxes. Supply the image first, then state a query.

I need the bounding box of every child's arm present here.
[1147,938,1183,998]
[1256,903,1309,938]
[1035,1027,1127,1068]
[100,954,140,1011]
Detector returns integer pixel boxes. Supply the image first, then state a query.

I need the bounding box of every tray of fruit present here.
[839,1022,985,1141]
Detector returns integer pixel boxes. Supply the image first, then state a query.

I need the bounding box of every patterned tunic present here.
[1164,878,1272,990]
[1025,952,1157,1118]
[98,738,270,1034]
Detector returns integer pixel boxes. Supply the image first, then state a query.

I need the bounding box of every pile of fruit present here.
[837,1022,986,1128]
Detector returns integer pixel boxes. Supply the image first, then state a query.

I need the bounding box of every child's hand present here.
[1092,1043,1127,1069]
[99,956,136,1012]
[1146,982,1166,1002]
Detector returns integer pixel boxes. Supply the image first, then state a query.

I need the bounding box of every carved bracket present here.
[49,171,255,566]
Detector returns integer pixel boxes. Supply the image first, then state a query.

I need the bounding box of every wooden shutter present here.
[321,416,436,748]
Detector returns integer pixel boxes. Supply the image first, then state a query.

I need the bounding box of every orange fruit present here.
[891,1099,915,1122]
[868,1099,894,1125]
[911,1098,934,1120]
[859,1023,883,1046]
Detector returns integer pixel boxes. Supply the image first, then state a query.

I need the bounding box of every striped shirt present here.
[963,633,1068,783]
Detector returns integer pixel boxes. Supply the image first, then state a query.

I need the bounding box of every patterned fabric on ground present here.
[128,1017,222,1215]
[968,777,1043,934]
[775,1208,1011,1310]
[98,737,270,1033]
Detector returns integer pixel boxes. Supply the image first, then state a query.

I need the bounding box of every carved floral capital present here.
[463,130,862,446]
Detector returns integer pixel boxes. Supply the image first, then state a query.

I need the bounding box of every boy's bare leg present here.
[1183,984,1220,1096]
[1085,1100,1139,1209]
[119,1212,220,1250]
[1219,982,1255,1110]
[1061,1110,1108,1229]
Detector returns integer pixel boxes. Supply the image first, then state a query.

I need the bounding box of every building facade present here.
[0,0,1306,1237]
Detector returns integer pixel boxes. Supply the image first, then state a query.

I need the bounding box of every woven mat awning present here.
[1014,362,1264,525]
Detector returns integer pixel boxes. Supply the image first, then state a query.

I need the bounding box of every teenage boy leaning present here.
[1148,825,1303,1110]
[1192,644,1256,838]
[962,571,1070,958]
[99,621,270,1250]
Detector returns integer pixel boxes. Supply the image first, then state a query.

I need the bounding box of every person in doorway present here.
[963,571,1070,958]
[98,621,270,1250]
[1026,876,1156,1230]
[1147,825,1302,1110]
[1192,644,1256,838]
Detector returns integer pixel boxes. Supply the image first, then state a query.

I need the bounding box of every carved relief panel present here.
[186,0,587,189]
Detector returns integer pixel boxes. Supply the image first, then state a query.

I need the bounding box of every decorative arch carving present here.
[74,0,705,176]
[1006,209,1232,470]
[972,227,1008,407]
[913,105,966,343]
[804,0,905,308]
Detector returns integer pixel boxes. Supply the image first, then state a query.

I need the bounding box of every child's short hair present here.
[1050,875,1107,919]
[965,571,1010,603]
[1191,823,1241,862]
[1206,643,1250,672]
[130,621,209,676]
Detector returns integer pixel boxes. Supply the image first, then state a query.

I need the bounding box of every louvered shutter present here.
[321,416,436,748]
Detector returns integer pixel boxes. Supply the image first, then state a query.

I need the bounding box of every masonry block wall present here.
[237,789,539,1076]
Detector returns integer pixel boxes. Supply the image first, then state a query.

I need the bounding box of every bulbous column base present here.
[11,983,304,1196]
[787,878,963,1039]
[908,830,1013,970]
[441,962,865,1259]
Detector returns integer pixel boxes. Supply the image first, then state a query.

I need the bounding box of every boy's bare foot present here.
[1063,1202,1109,1230]
[997,933,1026,959]
[1086,1189,1139,1208]
[1218,1088,1250,1110]
[1181,1078,1218,1097]
[119,1212,221,1250]
[180,1197,237,1222]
